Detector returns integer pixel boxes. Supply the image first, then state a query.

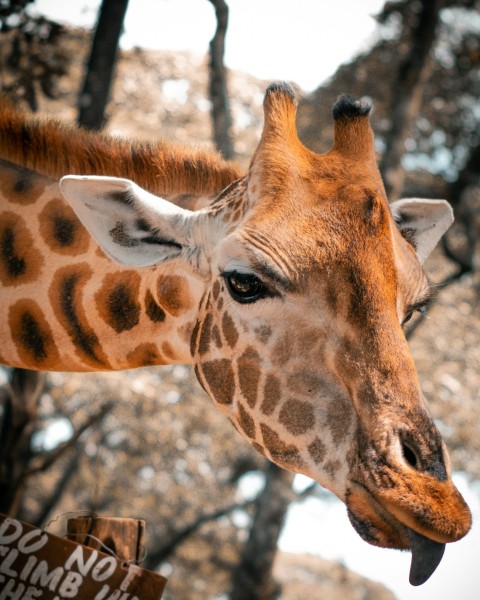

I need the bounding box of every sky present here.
[28,2,480,599]
[33,0,385,91]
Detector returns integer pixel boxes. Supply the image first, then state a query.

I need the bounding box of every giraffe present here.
[0,83,471,585]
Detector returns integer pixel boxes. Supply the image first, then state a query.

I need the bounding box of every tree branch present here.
[29,446,82,527]
[144,499,255,569]
[19,402,113,482]
[380,0,444,200]
[441,140,480,274]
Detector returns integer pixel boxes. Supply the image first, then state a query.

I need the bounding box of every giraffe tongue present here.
[408,528,446,586]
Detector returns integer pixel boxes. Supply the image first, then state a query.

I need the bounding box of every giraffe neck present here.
[0,105,244,372]
[0,159,208,372]
[0,102,241,199]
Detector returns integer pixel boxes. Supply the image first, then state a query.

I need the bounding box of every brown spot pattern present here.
[161,341,177,360]
[222,312,239,348]
[326,390,354,446]
[127,343,161,367]
[308,437,327,464]
[324,460,341,477]
[198,312,213,355]
[300,328,323,354]
[238,403,255,438]
[255,325,272,344]
[212,324,222,348]
[0,161,46,205]
[49,264,109,368]
[157,275,193,316]
[252,442,266,456]
[271,333,293,366]
[39,198,90,255]
[0,211,43,286]
[212,280,220,300]
[95,271,141,333]
[287,372,323,396]
[279,398,315,436]
[260,423,304,469]
[145,289,166,323]
[9,299,60,369]
[200,359,235,405]
[190,319,202,357]
[260,374,281,415]
[237,346,261,408]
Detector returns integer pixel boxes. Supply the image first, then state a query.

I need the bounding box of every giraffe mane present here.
[0,102,243,198]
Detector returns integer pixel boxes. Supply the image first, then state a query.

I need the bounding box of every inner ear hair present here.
[397,225,418,250]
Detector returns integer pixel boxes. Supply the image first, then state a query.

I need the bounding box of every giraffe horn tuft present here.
[332,94,372,121]
[331,94,376,161]
[261,81,299,143]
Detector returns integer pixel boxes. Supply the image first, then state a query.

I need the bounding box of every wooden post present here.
[67,515,145,564]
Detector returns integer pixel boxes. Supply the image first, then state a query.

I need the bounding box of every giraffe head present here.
[60,83,471,584]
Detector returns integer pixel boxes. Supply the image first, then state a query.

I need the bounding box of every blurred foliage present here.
[0,0,71,110]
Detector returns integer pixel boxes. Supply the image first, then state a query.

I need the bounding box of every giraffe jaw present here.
[345,480,469,585]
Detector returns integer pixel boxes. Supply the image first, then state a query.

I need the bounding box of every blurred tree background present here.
[0,0,479,599]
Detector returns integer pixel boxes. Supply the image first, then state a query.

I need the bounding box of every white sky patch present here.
[32,417,74,452]
[162,79,190,104]
[32,0,385,91]
[236,470,265,502]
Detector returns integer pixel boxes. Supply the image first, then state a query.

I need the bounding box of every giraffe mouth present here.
[346,481,446,585]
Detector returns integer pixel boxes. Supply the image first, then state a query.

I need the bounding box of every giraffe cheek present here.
[195,359,235,406]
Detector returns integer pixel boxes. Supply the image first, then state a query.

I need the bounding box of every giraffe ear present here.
[60,175,197,268]
[390,198,454,264]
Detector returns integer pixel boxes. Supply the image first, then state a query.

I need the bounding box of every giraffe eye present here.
[223,271,267,304]
[402,301,430,327]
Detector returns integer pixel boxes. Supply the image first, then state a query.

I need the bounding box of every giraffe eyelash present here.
[402,288,437,326]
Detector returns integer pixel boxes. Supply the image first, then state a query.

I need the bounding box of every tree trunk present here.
[229,463,295,600]
[77,0,129,130]
[0,368,45,515]
[208,0,235,159]
[380,0,443,200]
[442,141,480,274]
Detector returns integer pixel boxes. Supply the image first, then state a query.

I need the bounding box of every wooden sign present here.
[0,514,167,599]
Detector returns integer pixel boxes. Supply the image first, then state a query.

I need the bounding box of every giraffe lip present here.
[346,481,446,584]
[407,528,445,586]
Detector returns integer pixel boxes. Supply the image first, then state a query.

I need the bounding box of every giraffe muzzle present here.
[346,482,446,585]
[346,472,471,585]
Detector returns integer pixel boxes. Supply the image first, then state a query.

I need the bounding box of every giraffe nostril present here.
[395,428,449,481]
[402,442,419,470]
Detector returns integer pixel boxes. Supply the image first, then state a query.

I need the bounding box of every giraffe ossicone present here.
[0,83,471,585]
